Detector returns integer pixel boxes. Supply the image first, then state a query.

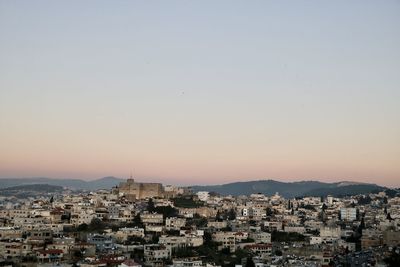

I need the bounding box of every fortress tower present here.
[118,175,164,200]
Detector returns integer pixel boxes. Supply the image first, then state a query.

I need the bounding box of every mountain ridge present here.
[191,179,385,198]
[0,176,125,190]
[0,177,387,197]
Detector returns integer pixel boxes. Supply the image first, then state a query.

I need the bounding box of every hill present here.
[0,176,125,191]
[0,184,64,198]
[0,184,63,192]
[191,180,386,198]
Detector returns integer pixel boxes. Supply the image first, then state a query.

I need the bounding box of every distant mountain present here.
[0,176,125,191]
[303,184,387,197]
[0,184,64,198]
[0,177,387,197]
[191,179,386,198]
[0,184,63,193]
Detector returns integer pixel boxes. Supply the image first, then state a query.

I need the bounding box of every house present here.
[244,243,272,257]
[0,241,32,260]
[87,234,115,252]
[165,217,186,231]
[36,249,64,262]
[207,221,227,230]
[249,231,271,243]
[213,232,235,253]
[159,234,203,248]
[119,259,142,267]
[113,227,145,242]
[144,244,171,266]
[172,258,203,267]
[141,213,164,225]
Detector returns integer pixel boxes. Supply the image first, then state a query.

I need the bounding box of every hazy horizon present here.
[0,175,396,188]
[1,1,399,187]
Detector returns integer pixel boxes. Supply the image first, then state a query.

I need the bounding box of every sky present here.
[0,1,399,187]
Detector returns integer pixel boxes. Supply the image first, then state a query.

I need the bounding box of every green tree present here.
[77,223,88,232]
[147,198,155,212]
[88,218,105,233]
[245,257,255,267]
[266,207,274,216]
[384,247,400,267]
[228,208,236,220]
[173,247,196,258]
[173,196,203,208]
[151,234,159,243]
[130,213,144,228]
[154,205,178,219]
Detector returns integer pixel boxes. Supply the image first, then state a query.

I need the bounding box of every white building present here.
[340,208,357,221]
[165,217,186,231]
[213,232,236,252]
[159,234,203,248]
[172,259,203,267]
[144,244,171,265]
[249,231,271,243]
[196,191,210,202]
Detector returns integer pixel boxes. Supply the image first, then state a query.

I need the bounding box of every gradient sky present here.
[0,1,399,186]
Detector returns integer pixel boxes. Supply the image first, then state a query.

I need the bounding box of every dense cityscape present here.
[1,1,399,267]
[0,177,399,267]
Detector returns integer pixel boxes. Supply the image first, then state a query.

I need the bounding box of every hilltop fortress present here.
[117,177,164,200]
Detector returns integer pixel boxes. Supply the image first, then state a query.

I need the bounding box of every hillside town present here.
[0,178,399,267]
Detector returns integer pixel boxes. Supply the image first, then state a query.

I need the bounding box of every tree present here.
[173,196,203,208]
[385,189,398,198]
[216,210,223,221]
[77,223,88,232]
[272,231,305,242]
[209,191,219,197]
[21,255,38,262]
[228,208,236,220]
[187,216,207,228]
[151,234,159,244]
[88,218,105,233]
[173,247,196,258]
[321,203,327,211]
[147,198,155,212]
[73,250,83,259]
[301,204,316,211]
[131,213,144,228]
[154,205,178,219]
[203,231,213,245]
[358,195,372,205]
[318,211,326,223]
[245,257,255,267]
[266,207,274,216]
[357,217,365,235]
[384,246,400,267]
[221,247,231,255]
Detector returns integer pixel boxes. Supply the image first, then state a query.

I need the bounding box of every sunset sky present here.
[0,1,399,187]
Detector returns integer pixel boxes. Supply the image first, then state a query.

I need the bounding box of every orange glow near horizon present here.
[1,1,399,187]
